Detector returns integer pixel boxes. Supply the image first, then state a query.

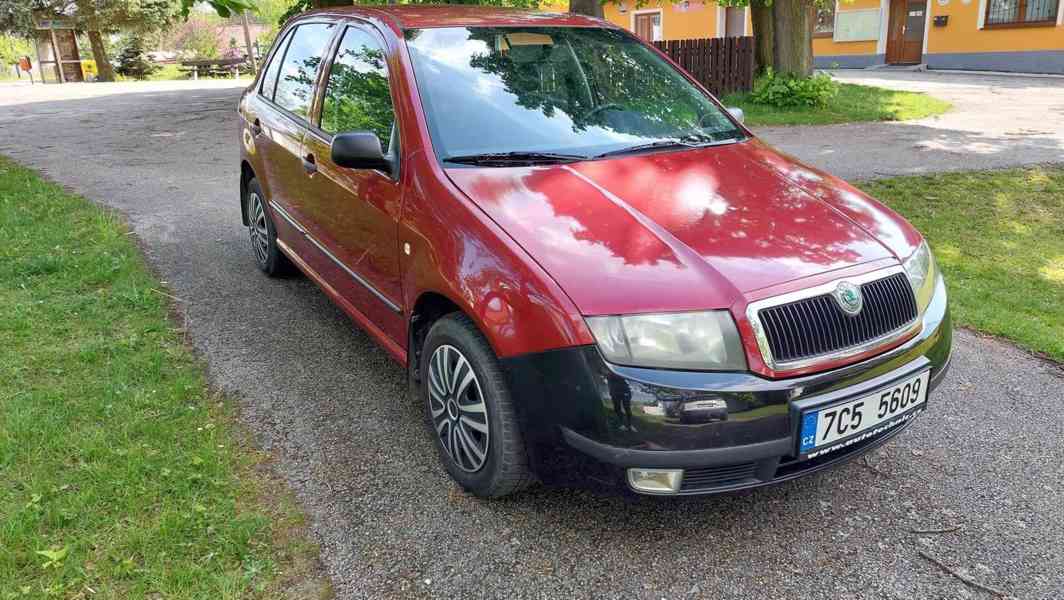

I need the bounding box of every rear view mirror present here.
[331,131,391,173]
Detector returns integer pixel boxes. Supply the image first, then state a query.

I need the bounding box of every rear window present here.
[272,23,336,118]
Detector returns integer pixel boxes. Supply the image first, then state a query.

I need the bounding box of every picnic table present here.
[179,58,250,80]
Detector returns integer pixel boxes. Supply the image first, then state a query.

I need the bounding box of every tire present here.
[244,177,291,276]
[420,313,534,498]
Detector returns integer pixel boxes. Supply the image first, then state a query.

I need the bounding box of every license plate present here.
[799,370,930,458]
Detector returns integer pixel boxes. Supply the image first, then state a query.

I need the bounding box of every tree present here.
[114,34,160,78]
[749,0,773,74]
[0,33,32,69]
[179,0,256,18]
[669,0,821,77]
[569,0,604,17]
[0,0,176,82]
[771,0,814,76]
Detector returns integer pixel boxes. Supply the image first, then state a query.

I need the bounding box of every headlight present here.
[585,311,747,370]
[903,240,939,314]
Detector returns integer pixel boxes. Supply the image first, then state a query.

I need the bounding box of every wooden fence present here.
[652,36,756,96]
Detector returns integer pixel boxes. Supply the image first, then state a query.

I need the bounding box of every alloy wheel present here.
[428,344,490,472]
[247,192,269,266]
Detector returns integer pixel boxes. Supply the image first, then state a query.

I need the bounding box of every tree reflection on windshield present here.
[404,26,743,160]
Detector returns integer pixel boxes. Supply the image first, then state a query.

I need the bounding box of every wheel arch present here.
[408,291,465,381]
[240,160,256,226]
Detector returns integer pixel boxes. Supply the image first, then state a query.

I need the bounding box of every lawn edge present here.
[855,163,1064,367]
[2,155,334,600]
[728,82,953,128]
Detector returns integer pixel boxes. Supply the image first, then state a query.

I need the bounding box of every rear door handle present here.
[302,153,317,175]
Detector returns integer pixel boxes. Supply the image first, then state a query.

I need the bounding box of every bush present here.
[172,18,221,59]
[114,36,159,80]
[750,68,839,108]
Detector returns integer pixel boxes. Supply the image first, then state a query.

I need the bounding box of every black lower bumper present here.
[501,279,953,495]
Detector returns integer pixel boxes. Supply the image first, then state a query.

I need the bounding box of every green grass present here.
[114,64,187,82]
[860,166,1064,362]
[145,63,186,82]
[0,157,328,599]
[722,83,952,127]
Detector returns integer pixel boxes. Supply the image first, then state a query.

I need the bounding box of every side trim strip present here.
[269,200,402,314]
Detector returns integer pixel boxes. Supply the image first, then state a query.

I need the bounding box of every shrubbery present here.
[114,36,159,80]
[750,68,839,108]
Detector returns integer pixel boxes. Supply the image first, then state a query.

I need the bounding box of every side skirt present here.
[276,238,408,366]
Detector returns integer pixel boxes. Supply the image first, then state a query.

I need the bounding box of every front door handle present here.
[302,153,317,175]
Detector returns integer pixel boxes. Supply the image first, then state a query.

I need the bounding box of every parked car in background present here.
[238,6,952,497]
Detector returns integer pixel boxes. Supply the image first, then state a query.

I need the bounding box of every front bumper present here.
[501,277,952,495]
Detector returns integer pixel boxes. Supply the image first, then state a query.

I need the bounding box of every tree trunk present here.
[569,0,604,18]
[240,11,256,71]
[772,0,814,77]
[750,0,774,74]
[87,30,115,82]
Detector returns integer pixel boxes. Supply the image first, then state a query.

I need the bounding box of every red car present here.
[238,6,952,497]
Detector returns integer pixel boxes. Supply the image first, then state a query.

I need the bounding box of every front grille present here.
[680,462,758,492]
[758,272,917,366]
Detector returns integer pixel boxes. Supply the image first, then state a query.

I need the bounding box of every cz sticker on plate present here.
[799,370,930,459]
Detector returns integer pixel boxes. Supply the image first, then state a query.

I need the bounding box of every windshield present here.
[403,26,745,163]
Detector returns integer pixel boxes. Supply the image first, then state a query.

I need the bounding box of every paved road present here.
[2,77,1063,600]
[759,70,1064,180]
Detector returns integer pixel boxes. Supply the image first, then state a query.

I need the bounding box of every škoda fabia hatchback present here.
[239,6,952,497]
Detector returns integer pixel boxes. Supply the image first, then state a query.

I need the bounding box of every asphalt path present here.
[1,75,1062,599]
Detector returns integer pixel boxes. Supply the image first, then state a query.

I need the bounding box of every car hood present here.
[444,138,923,316]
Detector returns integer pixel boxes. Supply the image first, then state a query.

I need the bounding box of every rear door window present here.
[319,27,396,152]
[272,22,336,118]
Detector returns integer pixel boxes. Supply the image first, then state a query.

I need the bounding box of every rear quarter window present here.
[259,28,293,101]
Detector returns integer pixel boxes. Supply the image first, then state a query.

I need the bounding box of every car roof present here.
[299,5,610,30]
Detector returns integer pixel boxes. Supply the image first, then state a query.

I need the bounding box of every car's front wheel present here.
[420,313,534,498]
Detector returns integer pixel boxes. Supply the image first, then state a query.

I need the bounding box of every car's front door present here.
[299,25,405,344]
[250,21,337,236]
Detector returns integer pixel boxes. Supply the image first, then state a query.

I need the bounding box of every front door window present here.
[319,28,396,152]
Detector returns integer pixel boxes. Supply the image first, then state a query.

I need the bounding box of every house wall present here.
[603,1,720,40]
[602,0,1063,74]
[813,0,1064,73]
[812,0,885,67]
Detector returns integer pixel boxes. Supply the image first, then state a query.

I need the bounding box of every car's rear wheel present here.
[245,177,290,276]
[421,313,533,497]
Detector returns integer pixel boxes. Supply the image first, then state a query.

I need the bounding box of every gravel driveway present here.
[1,75,1062,599]
[760,70,1064,180]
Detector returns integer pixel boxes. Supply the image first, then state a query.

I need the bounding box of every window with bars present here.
[985,0,1058,26]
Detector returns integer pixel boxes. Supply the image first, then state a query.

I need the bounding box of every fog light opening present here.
[627,468,683,494]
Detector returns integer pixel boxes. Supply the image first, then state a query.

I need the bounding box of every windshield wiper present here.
[592,135,740,159]
[442,151,588,166]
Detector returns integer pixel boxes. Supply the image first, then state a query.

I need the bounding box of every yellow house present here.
[814,0,1064,73]
[602,1,753,42]
[602,0,1064,74]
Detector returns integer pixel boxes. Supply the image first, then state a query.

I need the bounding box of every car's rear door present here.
[298,24,405,344]
[246,20,337,242]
